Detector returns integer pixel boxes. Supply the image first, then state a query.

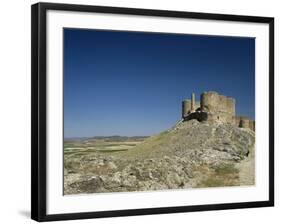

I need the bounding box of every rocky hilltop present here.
[64,119,255,194]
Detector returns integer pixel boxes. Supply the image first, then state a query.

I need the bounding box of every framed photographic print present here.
[31,2,274,222]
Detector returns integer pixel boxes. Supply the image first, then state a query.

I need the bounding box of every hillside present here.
[64,119,255,194]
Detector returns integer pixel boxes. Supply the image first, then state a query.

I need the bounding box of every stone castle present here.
[182,91,255,131]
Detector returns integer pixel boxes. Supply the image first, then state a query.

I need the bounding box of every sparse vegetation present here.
[214,163,238,175]
[197,163,239,188]
[64,121,255,195]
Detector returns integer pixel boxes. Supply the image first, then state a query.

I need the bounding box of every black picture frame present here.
[31,2,274,222]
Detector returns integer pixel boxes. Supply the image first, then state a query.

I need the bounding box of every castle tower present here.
[182,100,191,118]
[191,93,195,112]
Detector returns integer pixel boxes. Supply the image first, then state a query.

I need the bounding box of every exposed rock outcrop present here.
[64,120,255,194]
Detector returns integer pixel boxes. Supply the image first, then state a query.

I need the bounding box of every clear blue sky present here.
[64,28,255,138]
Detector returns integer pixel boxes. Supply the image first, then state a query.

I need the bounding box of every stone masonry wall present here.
[200,91,235,124]
[182,100,191,118]
[182,99,200,118]
[236,116,255,131]
[181,91,254,131]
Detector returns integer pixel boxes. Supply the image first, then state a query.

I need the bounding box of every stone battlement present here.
[182,91,255,131]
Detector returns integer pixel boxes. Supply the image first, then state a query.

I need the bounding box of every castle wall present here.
[235,116,255,131]
[200,91,235,124]
[239,117,250,129]
[181,91,255,131]
[235,116,241,126]
[249,120,255,132]
[195,101,200,111]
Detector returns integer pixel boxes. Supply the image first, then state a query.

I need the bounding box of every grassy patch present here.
[64,159,80,173]
[214,163,238,175]
[197,163,239,188]
[154,130,169,140]
[199,178,225,187]
[97,149,128,153]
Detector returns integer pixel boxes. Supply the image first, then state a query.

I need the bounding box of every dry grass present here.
[197,163,239,188]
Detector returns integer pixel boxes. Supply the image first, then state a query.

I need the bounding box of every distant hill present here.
[64,135,149,142]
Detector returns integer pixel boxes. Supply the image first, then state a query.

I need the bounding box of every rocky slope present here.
[64,120,255,194]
